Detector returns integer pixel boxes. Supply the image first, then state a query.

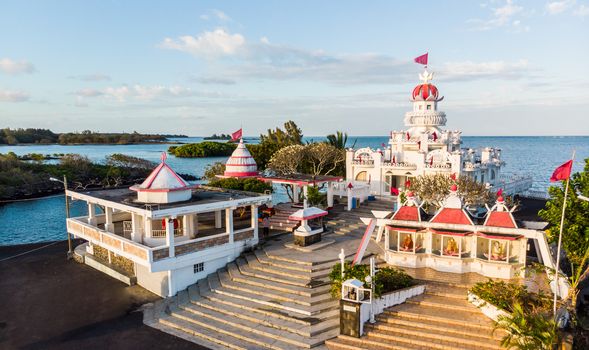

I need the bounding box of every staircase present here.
[149,247,343,349]
[326,199,396,236]
[268,205,300,232]
[325,281,505,350]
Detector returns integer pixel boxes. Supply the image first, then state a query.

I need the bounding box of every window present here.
[193,262,204,273]
[427,105,431,110]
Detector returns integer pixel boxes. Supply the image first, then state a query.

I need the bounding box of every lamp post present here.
[50,175,72,259]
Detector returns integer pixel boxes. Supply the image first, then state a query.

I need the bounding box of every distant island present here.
[204,133,232,140]
[0,128,188,145]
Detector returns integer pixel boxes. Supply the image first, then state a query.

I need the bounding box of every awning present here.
[476,232,523,241]
[430,229,473,237]
[288,207,328,221]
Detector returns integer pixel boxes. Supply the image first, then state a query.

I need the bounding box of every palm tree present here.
[326,131,355,149]
[493,303,558,350]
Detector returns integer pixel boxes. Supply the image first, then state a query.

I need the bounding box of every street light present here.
[50,175,72,259]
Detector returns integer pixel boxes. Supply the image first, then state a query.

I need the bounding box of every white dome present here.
[224,140,258,177]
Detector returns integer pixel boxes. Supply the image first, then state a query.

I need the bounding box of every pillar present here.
[87,203,96,225]
[193,214,199,238]
[293,185,299,203]
[226,208,234,244]
[303,185,309,209]
[182,214,192,237]
[251,205,259,241]
[347,187,352,211]
[144,217,153,238]
[167,270,175,297]
[166,217,175,258]
[131,213,143,243]
[105,207,114,233]
[215,210,222,229]
[327,182,334,208]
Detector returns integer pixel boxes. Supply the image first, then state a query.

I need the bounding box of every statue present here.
[401,234,414,251]
[491,241,506,260]
[444,237,459,256]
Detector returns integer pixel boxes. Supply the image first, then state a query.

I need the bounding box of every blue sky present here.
[0,0,588,136]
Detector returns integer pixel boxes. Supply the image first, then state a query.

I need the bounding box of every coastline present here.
[0,240,206,350]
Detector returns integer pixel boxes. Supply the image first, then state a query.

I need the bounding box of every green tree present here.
[203,161,226,181]
[249,120,304,170]
[326,131,356,149]
[409,173,491,209]
[493,303,557,350]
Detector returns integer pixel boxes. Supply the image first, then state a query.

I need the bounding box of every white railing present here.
[151,228,184,238]
[382,162,417,169]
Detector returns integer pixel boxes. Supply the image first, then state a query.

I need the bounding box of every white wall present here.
[136,263,169,297]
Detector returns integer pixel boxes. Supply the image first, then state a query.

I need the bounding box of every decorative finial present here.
[161,152,167,163]
[419,69,434,84]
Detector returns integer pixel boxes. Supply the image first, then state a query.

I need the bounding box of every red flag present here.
[497,188,503,197]
[405,179,411,188]
[550,160,573,182]
[414,53,428,66]
[231,128,243,141]
[347,182,354,189]
[406,132,410,140]
[390,187,399,196]
[432,131,438,141]
[450,173,457,181]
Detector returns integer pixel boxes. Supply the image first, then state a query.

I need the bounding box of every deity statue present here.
[491,241,506,260]
[444,237,459,256]
[401,234,414,251]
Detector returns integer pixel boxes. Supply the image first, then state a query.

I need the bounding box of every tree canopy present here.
[408,173,491,209]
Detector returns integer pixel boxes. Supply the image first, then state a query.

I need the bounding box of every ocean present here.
[0,136,587,245]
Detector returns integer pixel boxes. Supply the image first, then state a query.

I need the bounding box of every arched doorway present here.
[355,171,368,182]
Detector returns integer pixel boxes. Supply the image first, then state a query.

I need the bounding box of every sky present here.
[0,0,588,136]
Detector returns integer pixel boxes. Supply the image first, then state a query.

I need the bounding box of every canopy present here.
[288,207,328,221]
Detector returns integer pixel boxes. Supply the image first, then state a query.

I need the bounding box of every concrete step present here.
[188,291,339,337]
[384,303,495,330]
[218,269,333,307]
[254,249,335,278]
[365,330,478,350]
[325,335,417,350]
[208,272,338,317]
[365,322,502,350]
[245,254,312,280]
[424,288,467,300]
[236,258,327,288]
[227,262,330,298]
[405,294,477,313]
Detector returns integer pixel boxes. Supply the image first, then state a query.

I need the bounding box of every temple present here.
[345,68,532,197]
[66,153,271,297]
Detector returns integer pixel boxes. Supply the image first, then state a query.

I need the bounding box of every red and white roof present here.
[289,207,328,221]
[224,139,258,178]
[412,83,439,101]
[483,196,518,229]
[430,185,474,226]
[391,192,423,222]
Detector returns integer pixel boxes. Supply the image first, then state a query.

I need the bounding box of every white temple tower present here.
[223,139,259,178]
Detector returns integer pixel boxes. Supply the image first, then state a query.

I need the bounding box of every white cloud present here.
[574,4,589,16]
[0,58,35,75]
[468,0,527,31]
[200,9,231,21]
[0,89,30,102]
[76,84,221,103]
[69,74,111,81]
[160,29,245,58]
[75,88,104,97]
[442,60,529,80]
[546,0,576,14]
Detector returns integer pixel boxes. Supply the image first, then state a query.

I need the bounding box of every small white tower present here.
[223,139,259,178]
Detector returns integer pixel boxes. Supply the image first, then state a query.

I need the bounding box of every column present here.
[105,207,114,233]
[193,214,199,238]
[226,208,234,244]
[327,182,334,208]
[292,185,299,203]
[166,217,175,257]
[144,217,153,238]
[347,187,352,211]
[251,205,259,241]
[182,214,192,238]
[167,270,175,297]
[303,185,308,209]
[214,210,222,229]
[87,203,97,225]
[131,213,143,243]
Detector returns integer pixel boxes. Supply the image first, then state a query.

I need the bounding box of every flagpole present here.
[553,150,575,317]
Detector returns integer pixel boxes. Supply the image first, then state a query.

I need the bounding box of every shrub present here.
[203,161,226,181]
[208,177,272,194]
[170,141,236,158]
[328,262,415,299]
[470,280,551,313]
[494,303,558,350]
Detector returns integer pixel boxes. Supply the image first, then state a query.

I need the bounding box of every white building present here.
[66,154,271,297]
[345,69,530,197]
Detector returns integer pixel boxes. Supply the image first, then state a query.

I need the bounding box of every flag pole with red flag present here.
[552,151,575,317]
[231,128,243,142]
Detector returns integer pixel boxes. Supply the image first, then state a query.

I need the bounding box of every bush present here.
[208,177,272,194]
[169,141,236,158]
[203,161,226,181]
[328,262,415,299]
[470,280,551,313]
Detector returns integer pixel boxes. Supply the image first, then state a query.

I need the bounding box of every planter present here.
[358,284,425,335]
[467,291,509,322]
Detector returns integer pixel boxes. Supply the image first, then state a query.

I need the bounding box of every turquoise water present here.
[1,136,588,245]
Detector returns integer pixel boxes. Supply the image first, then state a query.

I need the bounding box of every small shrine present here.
[222,139,259,178]
[130,152,197,204]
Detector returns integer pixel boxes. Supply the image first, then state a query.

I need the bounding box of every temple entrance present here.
[384,173,398,194]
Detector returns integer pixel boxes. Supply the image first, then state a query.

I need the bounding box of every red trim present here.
[225,163,257,167]
[224,171,259,176]
[476,232,523,241]
[386,226,417,233]
[352,219,376,266]
[163,163,189,187]
[288,212,328,221]
[229,156,254,159]
[130,184,198,193]
[431,208,474,225]
[143,163,165,188]
[392,206,420,222]
[430,229,473,237]
[484,211,517,228]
